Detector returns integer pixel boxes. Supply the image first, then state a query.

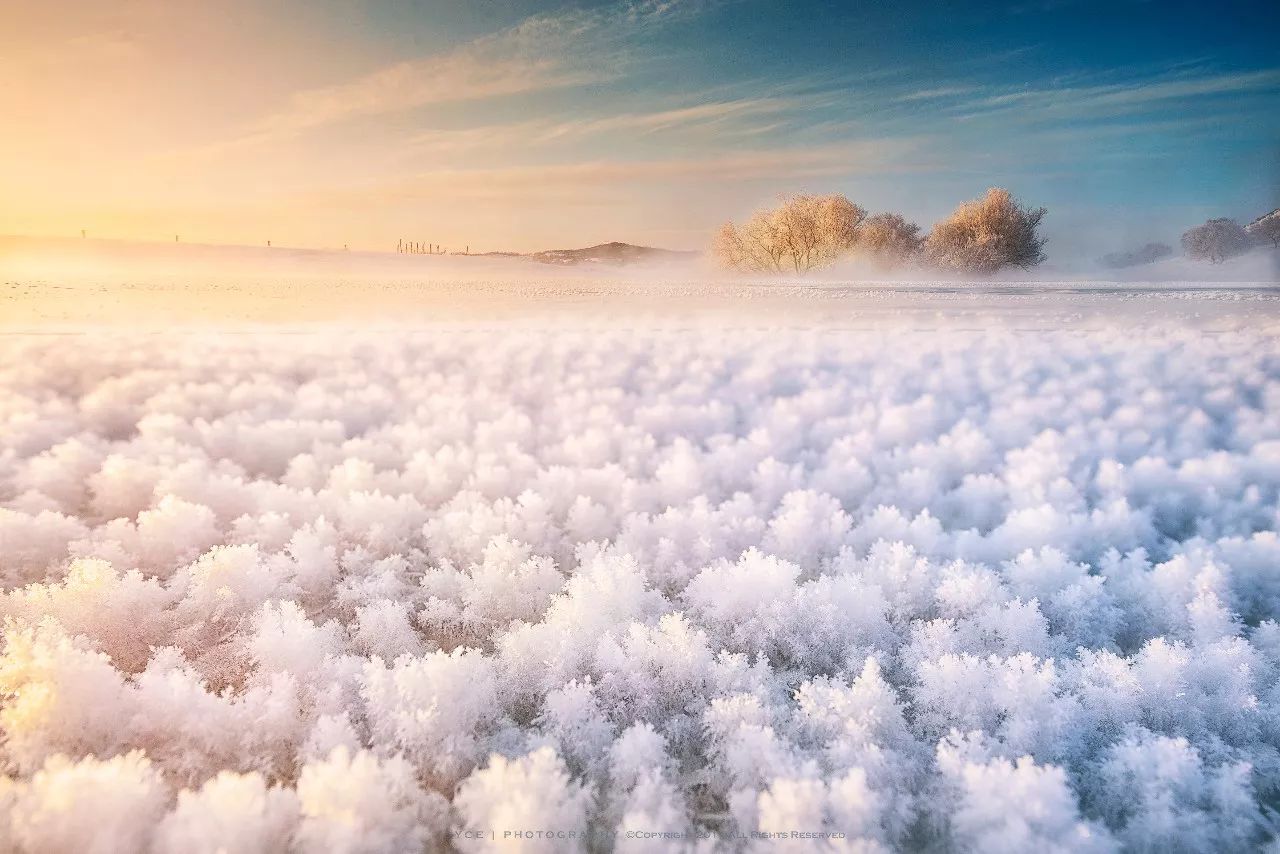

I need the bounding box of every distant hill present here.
[1247,208,1279,229]
[1247,208,1279,248]
[528,241,698,266]
[1098,242,1174,269]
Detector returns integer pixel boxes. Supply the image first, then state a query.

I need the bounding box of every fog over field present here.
[1,237,1276,330]
[1,269,1280,851]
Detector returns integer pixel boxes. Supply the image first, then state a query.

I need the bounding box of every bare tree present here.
[1246,209,1280,249]
[923,188,1047,274]
[713,194,866,275]
[856,212,923,269]
[1182,218,1252,263]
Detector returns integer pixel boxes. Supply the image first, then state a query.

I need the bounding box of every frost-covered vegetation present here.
[3,326,1280,852]
[712,189,1047,276]
[1248,210,1280,250]
[1182,219,1254,265]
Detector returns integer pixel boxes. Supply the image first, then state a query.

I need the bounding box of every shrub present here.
[923,188,1047,274]
[856,212,924,269]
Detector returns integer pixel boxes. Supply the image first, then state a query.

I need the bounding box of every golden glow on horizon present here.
[8,2,1273,256]
[0,1,764,253]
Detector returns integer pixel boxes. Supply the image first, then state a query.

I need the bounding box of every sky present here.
[2,0,1278,255]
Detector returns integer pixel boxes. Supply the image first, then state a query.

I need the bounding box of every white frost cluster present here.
[2,326,1280,852]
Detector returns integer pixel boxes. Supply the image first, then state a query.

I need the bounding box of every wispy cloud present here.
[537,97,812,139]
[399,94,829,157]
[896,85,979,102]
[246,0,717,142]
[297,139,928,207]
[951,68,1280,119]
[259,55,586,138]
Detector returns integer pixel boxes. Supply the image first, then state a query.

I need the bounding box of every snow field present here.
[2,325,1280,852]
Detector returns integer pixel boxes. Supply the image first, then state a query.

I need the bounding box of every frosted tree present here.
[713,220,783,274]
[923,188,1047,274]
[856,212,923,269]
[1245,209,1280,248]
[1181,218,1252,263]
[713,194,866,275]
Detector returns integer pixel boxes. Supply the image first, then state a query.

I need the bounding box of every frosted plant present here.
[935,734,1117,853]
[7,752,168,854]
[153,771,299,854]
[1089,733,1265,851]
[0,326,1278,850]
[454,747,593,854]
[0,621,134,772]
[294,747,448,854]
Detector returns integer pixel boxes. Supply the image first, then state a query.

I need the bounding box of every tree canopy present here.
[922,188,1048,274]
[1182,218,1252,264]
[713,194,866,274]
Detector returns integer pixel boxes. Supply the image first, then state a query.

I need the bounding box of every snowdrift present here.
[2,325,1280,851]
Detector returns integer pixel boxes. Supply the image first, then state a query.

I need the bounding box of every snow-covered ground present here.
[0,236,1275,329]
[2,283,1280,851]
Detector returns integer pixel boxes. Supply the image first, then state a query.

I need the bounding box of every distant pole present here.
[267,240,271,248]
[466,245,469,255]
[175,234,179,243]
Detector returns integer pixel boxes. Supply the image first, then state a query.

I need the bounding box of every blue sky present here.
[3,0,1277,255]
